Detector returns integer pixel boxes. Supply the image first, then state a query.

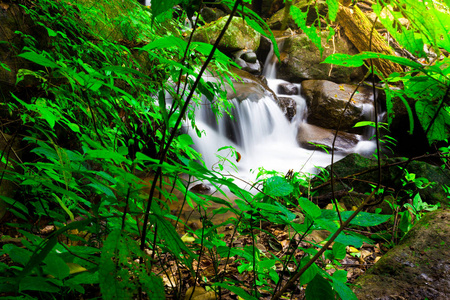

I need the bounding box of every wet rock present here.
[193,16,261,53]
[241,51,257,63]
[353,209,450,300]
[277,32,365,83]
[277,97,297,122]
[256,35,272,63]
[301,80,374,133]
[297,123,360,153]
[278,83,299,95]
[190,183,211,195]
[232,50,261,74]
[225,67,277,102]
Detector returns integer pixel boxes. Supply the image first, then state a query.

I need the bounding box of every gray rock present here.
[353,209,450,300]
[225,67,277,102]
[200,7,226,23]
[277,97,297,122]
[242,51,258,63]
[297,123,360,152]
[278,83,299,95]
[301,80,374,133]
[232,50,261,74]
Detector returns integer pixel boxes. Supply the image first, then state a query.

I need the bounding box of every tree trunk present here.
[336,4,403,78]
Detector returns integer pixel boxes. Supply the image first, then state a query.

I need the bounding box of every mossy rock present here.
[353,209,450,300]
[193,16,261,53]
[314,153,450,206]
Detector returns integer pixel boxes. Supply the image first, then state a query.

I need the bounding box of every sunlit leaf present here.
[332,277,358,300]
[341,211,391,226]
[264,176,293,197]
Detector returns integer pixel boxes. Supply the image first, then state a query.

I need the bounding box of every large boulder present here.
[301,80,374,133]
[276,32,365,83]
[297,123,361,153]
[313,153,450,206]
[193,16,261,53]
[353,209,450,300]
[224,67,277,102]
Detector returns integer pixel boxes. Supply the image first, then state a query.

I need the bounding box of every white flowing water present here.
[186,42,378,187]
[186,48,345,186]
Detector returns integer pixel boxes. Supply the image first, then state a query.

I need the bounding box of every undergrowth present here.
[0,0,449,299]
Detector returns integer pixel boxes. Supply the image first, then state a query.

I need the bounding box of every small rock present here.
[296,123,361,152]
[242,51,258,63]
[190,183,211,194]
[277,83,299,95]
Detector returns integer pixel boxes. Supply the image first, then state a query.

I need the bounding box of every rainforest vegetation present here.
[0,0,449,299]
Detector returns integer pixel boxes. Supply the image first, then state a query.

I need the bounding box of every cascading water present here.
[187,45,345,185]
[187,39,378,186]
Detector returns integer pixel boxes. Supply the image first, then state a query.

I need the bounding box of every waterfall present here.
[186,42,341,184]
[186,39,378,185]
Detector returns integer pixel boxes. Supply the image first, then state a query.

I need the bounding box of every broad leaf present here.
[19,276,59,293]
[18,51,59,68]
[332,242,346,260]
[44,254,70,280]
[416,99,450,144]
[299,258,319,285]
[264,176,293,197]
[332,277,358,300]
[341,211,391,227]
[305,274,334,300]
[298,197,321,220]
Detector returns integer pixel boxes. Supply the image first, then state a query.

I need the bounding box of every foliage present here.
[0,0,447,299]
[324,0,450,145]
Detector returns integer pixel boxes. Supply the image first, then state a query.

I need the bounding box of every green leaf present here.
[332,242,346,260]
[213,282,258,300]
[19,276,59,293]
[177,134,194,147]
[65,271,99,285]
[299,259,319,285]
[17,51,59,68]
[332,269,348,283]
[43,254,70,280]
[332,277,358,300]
[305,274,334,300]
[99,230,130,300]
[19,236,58,277]
[139,36,187,55]
[416,99,450,144]
[298,197,321,219]
[151,0,180,23]
[326,0,339,22]
[3,244,32,266]
[264,176,293,197]
[341,211,391,227]
[290,6,323,55]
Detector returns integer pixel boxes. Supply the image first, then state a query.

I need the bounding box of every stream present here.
[186,42,377,187]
